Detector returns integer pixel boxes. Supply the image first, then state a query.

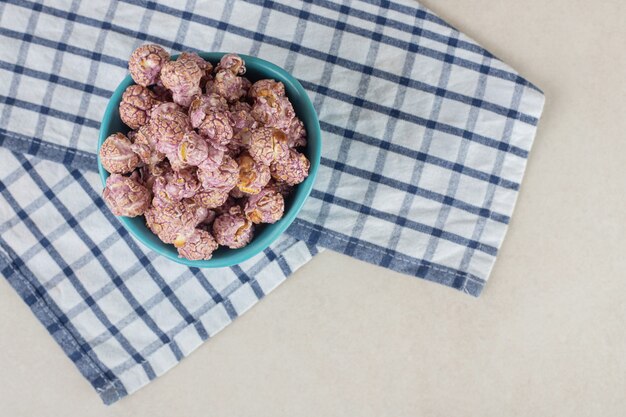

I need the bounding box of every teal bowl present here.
[98,52,321,267]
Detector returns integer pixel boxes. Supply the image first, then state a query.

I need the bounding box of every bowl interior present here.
[98,52,320,267]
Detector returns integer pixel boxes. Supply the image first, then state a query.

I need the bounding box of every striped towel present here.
[0,0,544,404]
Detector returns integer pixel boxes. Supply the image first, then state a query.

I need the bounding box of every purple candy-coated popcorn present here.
[150,109,191,155]
[216,53,246,75]
[103,173,151,217]
[228,101,258,135]
[155,168,200,204]
[119,85,159,129]
[99,132,140,174]
[197,142,225,172]
[189,93,229,128]
[206,70,248,102]
[245,127,289,166]
[197,154,239,192]
[270,149,310,186]
[193,188,230,209]
[248,79,285,100]
[212,208,254,249]
[139,160,170,190]
[196,111,233,150]
[145,199,205,245]
[131,124,165,166]
[160,59,203,107]
[177,228,218,260]
[178,131,208,166]
[251,95,295,131]
[286,116,307,148]
[151,102,182,119]
[128,44,170,87]
[229,187,246,199]
[244,187,285,224]
[177,51,213,84]
[236,153,271,195]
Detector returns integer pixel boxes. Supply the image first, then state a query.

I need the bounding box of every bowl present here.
[98,52,321,268]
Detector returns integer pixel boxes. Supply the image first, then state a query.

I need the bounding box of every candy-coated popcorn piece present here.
[103,173,151,217]
[150,108,191,155]
[192,188,230,209]
[251,95,295,130]
[248,79,285,100]
[144,199,204,245]
[196,111,233,150]
[128,44,170,87]
[151,102,182,119]
[178,131,208,166]
[214,196,239,216]
[138,160,170,190]
[160,59,203,107]
[152,168,200,207]
[244,187,285,224]
[197,142,225,172]
[189,93,229,128]
[212,206,254,249]
[216,53,246,75]
[245,127,289,165]
[131,124,165,166]
[119,85,159,129]
[177,228,218,260]
[236,153,271,195]
[177,51,213,84]
[228,101,258,135]
[197,154,239,192]
[286,116,307,148]
[229,187,246,199]
[99,132,140,174]
[270,149,310,185]
[206,70,248,102]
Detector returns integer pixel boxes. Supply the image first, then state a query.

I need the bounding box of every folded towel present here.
[0,0,544,404]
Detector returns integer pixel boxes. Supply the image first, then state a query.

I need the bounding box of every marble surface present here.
[1,0,625,415]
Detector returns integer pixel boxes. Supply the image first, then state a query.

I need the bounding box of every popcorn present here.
[286,116,307,148]
[236,153,271,195]
[248,79,285,100]
[216,53,246,75]
[244,187,285,224]
[251,95,295,130]
[178,131,208,166]
[131,124,165,166]
[99,133,140,174]
[270,149,310,185]
[197,142,225,172]
[176,228,218,260]
[128,44,170,87]
[145,199,205,245]
[212,206,254,249]
[152,168,200,206]
[189,93,229,128]
[150,108,191,155]
[160,59,203,107]
[206,70,249,102]
[193,188,230,209]
[197,154,238,192]
[245,127,289,165]
[177,51,213,84]
[196,110,233,149]
[119,85,159,129]
[104,47,309,259]
[103,173,151,217]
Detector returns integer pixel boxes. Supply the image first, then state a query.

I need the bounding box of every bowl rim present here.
[98,52,321,268]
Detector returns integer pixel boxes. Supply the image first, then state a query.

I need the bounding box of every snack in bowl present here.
[99,45,312,261]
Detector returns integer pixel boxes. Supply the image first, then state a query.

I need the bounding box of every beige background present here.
[1,0,625,415]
